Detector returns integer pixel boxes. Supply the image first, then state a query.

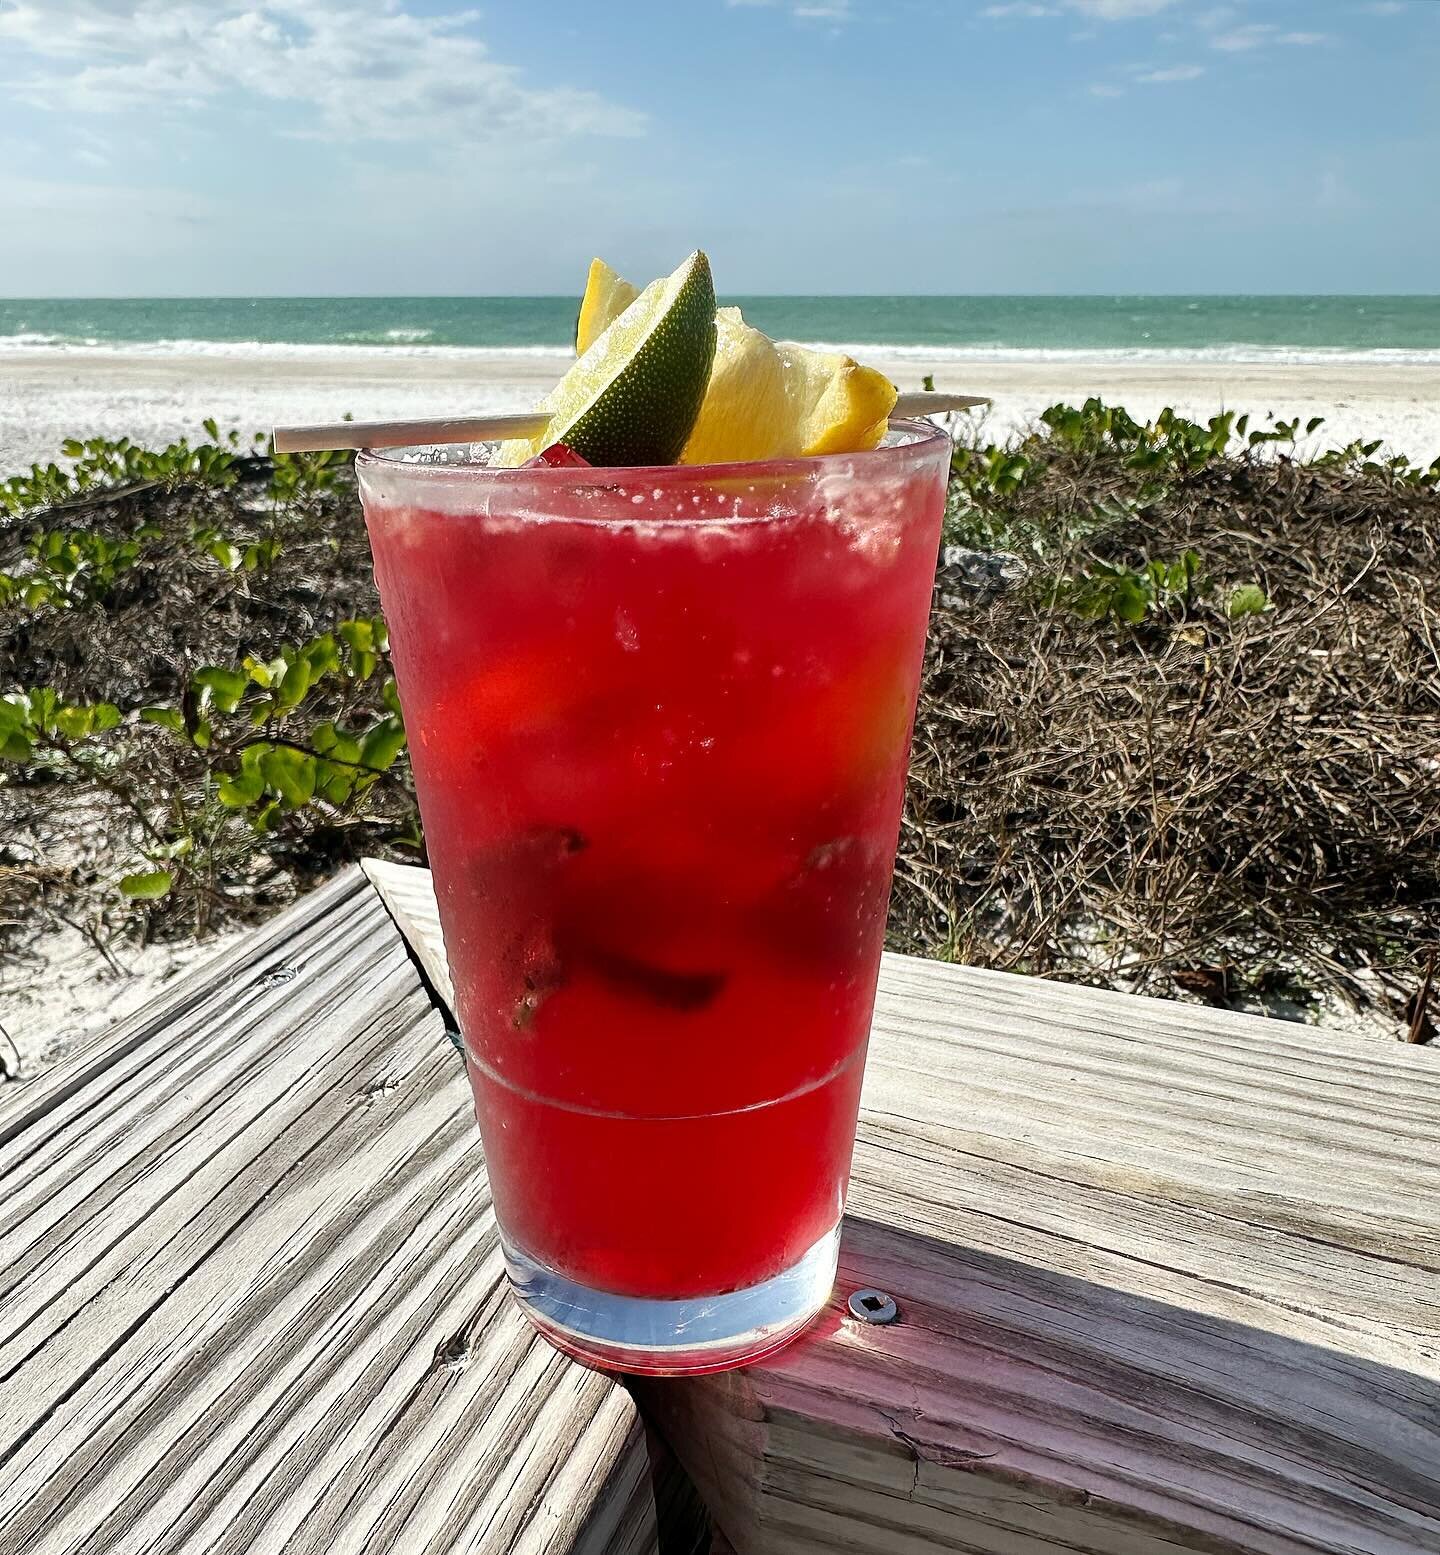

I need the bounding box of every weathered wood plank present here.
[648,966,1440,1555]
[0,866,701,1555]
[368,863,1439,1555]
[365,856,458,1011]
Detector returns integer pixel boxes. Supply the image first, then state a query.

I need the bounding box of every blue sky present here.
[0,0,1436,295]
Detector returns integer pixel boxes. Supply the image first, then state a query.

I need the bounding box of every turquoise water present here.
[2,295,1438,363]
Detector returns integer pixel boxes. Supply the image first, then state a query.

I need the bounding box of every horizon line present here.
[5,292,1440,304]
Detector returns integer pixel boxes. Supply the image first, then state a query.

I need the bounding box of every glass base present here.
[503,1222,841,1376]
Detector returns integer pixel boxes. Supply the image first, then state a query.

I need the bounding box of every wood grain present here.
[0,866,702,1555]
[366,864,1440,1555]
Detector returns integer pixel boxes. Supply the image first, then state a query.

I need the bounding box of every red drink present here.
[358,422,949,1372]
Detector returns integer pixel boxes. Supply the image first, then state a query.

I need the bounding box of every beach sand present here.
[3,347,1439,473]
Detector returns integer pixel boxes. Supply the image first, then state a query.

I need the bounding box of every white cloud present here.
[1068,0,1177,18]
[1209,22,1331,51]
[1209,24,1271,50]
[728,0,853,15]
[1364,1,1406,13]
[1088,82,1125,96]
[1134,63,1205,81]
[980,0,1176,22]
[0,2,646,147]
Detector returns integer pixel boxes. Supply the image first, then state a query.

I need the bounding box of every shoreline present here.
[3,346,1439,474]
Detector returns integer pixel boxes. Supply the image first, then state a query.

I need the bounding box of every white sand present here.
[1,921,246,1080]
[3,346,1439,473]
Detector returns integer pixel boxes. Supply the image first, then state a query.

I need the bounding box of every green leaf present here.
[316,762,356,806]
[120,869,173,900]
[338,619,373,665]
[193,666,249,714]
[381,677,402,717]
[93,702,120,731]
[359,715,407,772]
[202,417,220,442]
[302,633,340,678]
[148,836,194,861]
[27,687,58,731]
[243,539,281,572]
[218,772,265,808]
[1227,583,1268,620]
[206,538,243,571]
[340,618,390,658]
[141,705,186,733]
[276,656,312,711]
[53,706,94,741]
[61,439,85,458]
[0,731,35,762]
[251,799,282,833]
[312,721,362,765]
[1111,577,1151,625]
[218,744,268,807]
[260,745,316,807]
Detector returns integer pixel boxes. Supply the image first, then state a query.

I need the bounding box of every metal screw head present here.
[848,1288,899,1325]
[258,965,298,990]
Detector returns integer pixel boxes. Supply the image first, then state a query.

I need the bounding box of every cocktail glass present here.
[357,420,949,1374]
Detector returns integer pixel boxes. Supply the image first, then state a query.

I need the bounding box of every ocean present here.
[2,295,1439,366]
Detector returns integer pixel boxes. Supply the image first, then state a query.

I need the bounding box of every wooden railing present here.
[2,862,1434,1554]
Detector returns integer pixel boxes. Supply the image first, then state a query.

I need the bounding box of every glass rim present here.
[354,415,951,485]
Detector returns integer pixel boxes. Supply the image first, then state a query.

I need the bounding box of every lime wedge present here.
[576,258,640,356]
[498,251,716,467]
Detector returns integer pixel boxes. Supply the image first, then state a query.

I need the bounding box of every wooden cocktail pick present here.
[272,392,989,454]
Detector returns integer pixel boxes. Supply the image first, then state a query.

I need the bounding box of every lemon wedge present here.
[684,308,896,463]
[575,258,640,356]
